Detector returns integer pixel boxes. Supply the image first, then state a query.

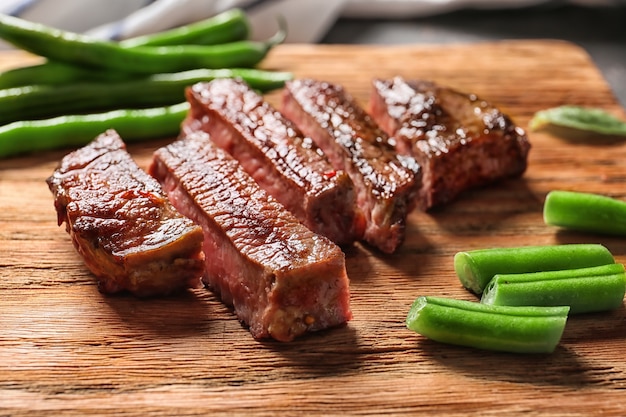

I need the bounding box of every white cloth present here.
[0,0,622,46]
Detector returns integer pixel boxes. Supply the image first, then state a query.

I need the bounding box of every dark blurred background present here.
[321,4,626,107]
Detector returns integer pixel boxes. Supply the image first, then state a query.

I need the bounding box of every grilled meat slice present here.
[46,130,205,297]
[149,131,352,342]
[369,77,530,210]
[282,79,420,254]
[182,79,363,246]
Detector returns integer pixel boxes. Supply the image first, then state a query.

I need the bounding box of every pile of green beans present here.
[407,243,626,354]
[0,9,292,158]
[0,8,251,89]
[0,12,285,75]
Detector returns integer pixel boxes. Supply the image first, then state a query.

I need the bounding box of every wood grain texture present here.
[2,40,626,416]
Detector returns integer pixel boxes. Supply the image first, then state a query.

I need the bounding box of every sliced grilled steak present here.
[369,77,530,210]
[149,131,352,342]
[46,129,205,297]
[282,79,420,254]
[182,79,363,246]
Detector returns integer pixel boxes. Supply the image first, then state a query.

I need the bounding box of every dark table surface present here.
[321,4,626,108]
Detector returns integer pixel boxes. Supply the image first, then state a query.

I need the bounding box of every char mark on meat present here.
[281,79,421,254]
[46,129,205,297]
[369,77,530,210]
[149,131,352,342]
[182,79,363,246]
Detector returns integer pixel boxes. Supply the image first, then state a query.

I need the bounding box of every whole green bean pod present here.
[454,244,615,295]
[118,8,249,48]
[406,296,569,354]
[481,263,626,314]
[0,68,292,125]
[0,9,251,89]
[0,102,189,158]
[544,190,626,236]
[0,13,285,75]
[0,61,134,89]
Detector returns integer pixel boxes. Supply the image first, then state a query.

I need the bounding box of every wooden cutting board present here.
[2,40,626,416]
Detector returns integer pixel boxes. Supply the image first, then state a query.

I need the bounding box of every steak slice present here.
[182,79,363,246]
[149,131,352,342]
[369,77,530,210]
[46,129,205,297]
[282,79,421,254]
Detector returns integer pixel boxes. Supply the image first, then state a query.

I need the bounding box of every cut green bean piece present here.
[454,244,615,295]
[544,190,626,236]
[481,264,626,314]
[0,102,189,158]
[406,296,569,354]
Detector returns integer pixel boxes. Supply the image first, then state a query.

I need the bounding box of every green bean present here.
[406,296,569,353]
[544,190,626,236]
[0,68,292,125]
[0,13,285,75]
[0,9,251,89]
[0,61,134,89]
[530,105,626,137]
[0,102,189,158]
[454,244,615,295]
[118,8,249,48]
[481,263,626,314]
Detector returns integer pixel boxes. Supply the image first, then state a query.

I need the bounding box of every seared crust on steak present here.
[370,77,530,210]
[282,79,421,254]
[150,131,352,342]
[182,79,363,246]
[46,130,205,297]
